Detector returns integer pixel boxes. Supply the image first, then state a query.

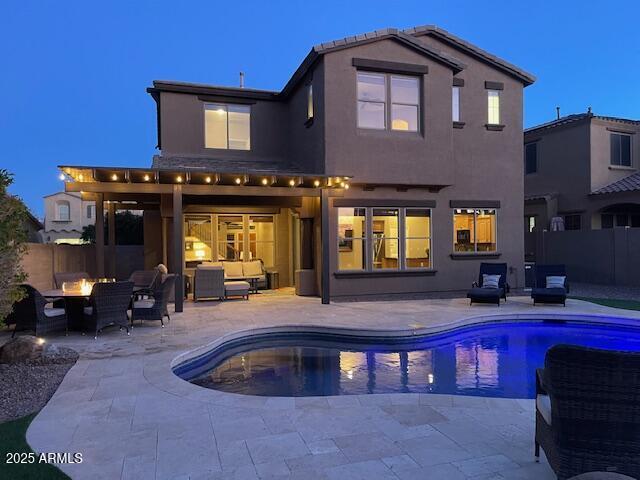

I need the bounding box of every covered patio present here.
[58,165,352,310]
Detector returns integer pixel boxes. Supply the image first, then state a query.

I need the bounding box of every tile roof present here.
[151,155,306,175]
[525,113,640,134]
[403,25,536,85]
[591,172,640,195]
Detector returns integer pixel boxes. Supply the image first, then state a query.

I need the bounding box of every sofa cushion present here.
[243,260,263,277]
[224,262,244,278]
[546,275,566,288]
[43,307,65,318]
[536,394,552,425]
[197,265,223,271]
[134,299,155,309]
[225,281,250,292]
[482,274,501,289]
[201,262,223,268]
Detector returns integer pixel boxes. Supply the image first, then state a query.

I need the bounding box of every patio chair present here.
[131,274,176,327]
[129,269,160,300]
[466,262,509,305]
[83,281,133,339]
[193,265,224,301]
[535,345,640,479]
[54,271,90,289]
[8,284,68,337]
[531,264,569,306]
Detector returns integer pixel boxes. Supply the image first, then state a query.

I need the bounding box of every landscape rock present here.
[0,335,45,363]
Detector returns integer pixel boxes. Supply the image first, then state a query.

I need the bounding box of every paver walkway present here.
[11,295,640,479]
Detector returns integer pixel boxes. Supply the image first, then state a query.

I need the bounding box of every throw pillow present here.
[482,274,501,289]
[546,276,566,288]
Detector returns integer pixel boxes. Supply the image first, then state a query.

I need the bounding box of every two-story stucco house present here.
[43,191,95,244]
[57,25,535,310]
[524,111,640,233]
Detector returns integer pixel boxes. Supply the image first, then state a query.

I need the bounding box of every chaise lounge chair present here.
[531,264,568,306]
[467,262,509,305]
[535,344,640,479]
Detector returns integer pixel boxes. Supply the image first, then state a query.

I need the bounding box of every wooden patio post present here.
[107,201,116,278]
[172,185,184,312]
[95,193,105,277]
[321,189,330,304]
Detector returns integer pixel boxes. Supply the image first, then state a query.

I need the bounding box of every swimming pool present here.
[174,320,640,399]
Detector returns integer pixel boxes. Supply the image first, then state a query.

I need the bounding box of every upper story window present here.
[86,204,95,219]
[525,142,538,174]
[306,84,314,122]
[610,133,632,167]
[452,86,460,122]
[357,72,419,132]
[56,201,70,221]
[487,90,501,125]
[204,103,250,150]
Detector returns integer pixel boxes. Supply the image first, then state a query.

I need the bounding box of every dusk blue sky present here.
[2,0,638,217]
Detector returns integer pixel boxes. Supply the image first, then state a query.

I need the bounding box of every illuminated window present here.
[249,216,275,266]
[338,208,432,271]
[205,103,250,150]
[357,72,420,131]
[487,90,500,125]
[453,209,497,253]
[56,201,70,221]
[184,215,213,265]
[338,208,366,270]
[452,86,460,122]
[217,215,244,261]
[306,84,314,121]
[525,215,536,233]
[405,209,431,268]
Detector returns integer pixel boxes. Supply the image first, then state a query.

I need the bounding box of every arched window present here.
[56,201,70,221]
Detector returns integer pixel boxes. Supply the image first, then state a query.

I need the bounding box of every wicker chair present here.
[193,266,225,301]
[535,345,640,479]
[8,284,68,337]
[54,271,90,289]
[131,274,175,327]
[83,281,133,339]
[466,262,509,305]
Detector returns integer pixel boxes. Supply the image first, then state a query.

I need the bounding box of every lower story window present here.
[563,214,581,231]
[453,209,497,253]
[337,207,432,271]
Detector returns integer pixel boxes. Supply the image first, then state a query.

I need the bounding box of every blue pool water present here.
[178,321,640,399]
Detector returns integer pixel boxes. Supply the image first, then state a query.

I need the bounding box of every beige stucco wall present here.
[43,192,95,242]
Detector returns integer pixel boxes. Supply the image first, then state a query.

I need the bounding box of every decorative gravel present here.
[570,283,640,301]
[0,347,78,423]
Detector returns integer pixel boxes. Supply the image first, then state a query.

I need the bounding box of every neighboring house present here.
[43,192,95,244]
[524,112,640,233]
[57,25,535,308]
[23,211,44,243]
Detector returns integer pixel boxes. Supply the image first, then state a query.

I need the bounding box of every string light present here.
[143,174,150,182]
[176,175,183,183]
[111,174,118,181]
[261,178,269,185]
[235,177,242,185]
[205,176,211,183]
[313,180,320,187]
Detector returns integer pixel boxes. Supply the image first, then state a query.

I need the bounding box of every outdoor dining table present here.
[41,284,142,331]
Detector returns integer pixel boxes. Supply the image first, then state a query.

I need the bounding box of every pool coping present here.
[164,310,640,404]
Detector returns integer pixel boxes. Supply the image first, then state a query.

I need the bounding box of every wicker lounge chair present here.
[466,263,509,305]
[193,265,225,301]
[532,264,569,306]
[131,274,175,327]
[8,284,68,337]
[54,271,90,289]
[535,345,640,479]
[83,281,133,338]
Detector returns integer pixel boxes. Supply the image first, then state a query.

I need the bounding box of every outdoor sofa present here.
[532,264,569,306]
[8,284,68,337]
[535,344,640,479]
[201,260,266,289]
[466,262,509,305]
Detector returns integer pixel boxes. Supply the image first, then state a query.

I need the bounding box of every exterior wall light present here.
[58,173,66,181]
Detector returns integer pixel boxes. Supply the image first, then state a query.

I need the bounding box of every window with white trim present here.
[56,201,70,221]
[337,207,432,271]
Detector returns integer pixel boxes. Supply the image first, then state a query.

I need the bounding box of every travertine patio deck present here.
[17,295,640,479]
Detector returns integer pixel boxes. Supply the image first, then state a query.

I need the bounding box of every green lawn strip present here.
[571,296,640,311]
[0,413,69,480]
